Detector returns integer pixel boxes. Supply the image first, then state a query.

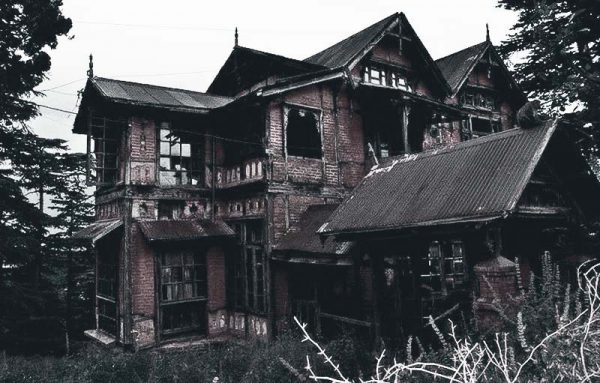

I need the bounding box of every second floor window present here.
[285,107,322,159]
[363,65,412,92]
[159,122,203,186]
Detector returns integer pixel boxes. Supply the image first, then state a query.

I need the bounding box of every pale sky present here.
[30,0,518,153]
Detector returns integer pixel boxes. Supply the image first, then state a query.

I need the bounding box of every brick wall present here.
[207,245,226,311]
[130,223,155,317]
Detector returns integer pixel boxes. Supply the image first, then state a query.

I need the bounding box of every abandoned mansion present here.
[73,13,600,349]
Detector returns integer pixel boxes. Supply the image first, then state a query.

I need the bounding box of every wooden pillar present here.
[370,252,385,347]
[402,104,411,154]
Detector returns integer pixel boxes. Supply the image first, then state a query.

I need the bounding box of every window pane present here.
[160,157,171,170]
[171,142,181,156]
[160,141,171,155]
[160,128,170,140]
[181,143,191,157]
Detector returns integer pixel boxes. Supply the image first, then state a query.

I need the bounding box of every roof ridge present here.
[435,40,489,63]
[377,125,547,167]
[304,12,398,64]
[235,45,325,68]
[93,76,233,100]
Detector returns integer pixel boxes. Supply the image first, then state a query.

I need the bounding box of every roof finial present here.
[87,53,94,79]
[486,23,491,42]
[234,27,239,47]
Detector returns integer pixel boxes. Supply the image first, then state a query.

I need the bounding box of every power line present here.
[38,78,86,92]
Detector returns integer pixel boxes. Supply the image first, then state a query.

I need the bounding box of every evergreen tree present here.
[0,0,72,353]
[498,0,600,158]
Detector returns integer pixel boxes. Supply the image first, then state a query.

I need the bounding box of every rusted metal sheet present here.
[274,204,353,257]
[73,218,122,244]
[138,219,234,242]
[92,77,233,112]
[319,121,558,236]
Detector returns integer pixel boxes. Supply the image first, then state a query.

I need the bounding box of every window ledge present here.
[84,329,116,346]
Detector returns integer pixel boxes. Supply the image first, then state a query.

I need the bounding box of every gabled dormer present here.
[436,35,527,137]
[305,12,450,99]
[207,46,325,97]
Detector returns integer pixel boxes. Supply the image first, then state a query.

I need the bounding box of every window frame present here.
[283,104,324,160]
[228,220,268,314]
[157,250,208,337]
[157,122,203,186]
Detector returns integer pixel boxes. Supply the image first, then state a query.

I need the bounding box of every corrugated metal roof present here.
[73,219,122,244]
[435,41,489,95]
[139,219,234,242]
[305,14,398,68]
[319,121,558,236]
[274,204,354,256]
[92,77,233,112]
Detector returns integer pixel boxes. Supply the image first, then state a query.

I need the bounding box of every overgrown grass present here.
[0,330,375,383]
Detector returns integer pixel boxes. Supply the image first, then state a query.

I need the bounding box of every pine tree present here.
[498,0,600,157]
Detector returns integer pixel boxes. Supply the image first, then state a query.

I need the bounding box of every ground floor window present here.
[159,251,207,336]
[229,220,267,314]
[420,240,467,322]
[97,241,118,336]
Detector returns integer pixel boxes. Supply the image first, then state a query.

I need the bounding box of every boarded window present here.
[159,251,207,336]
[286,108,322,159]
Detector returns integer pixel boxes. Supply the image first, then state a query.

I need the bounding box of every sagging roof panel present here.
[139,219,235,242]
[73,219,123,244]
[319,121,558,236]
[92,77,234,112]
[275,204,353,256]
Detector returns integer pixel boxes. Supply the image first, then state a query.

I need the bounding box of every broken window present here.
[159,122,203,186]
[87,115,125,185]
[462,92,495,110]
[363,65,412,92]
[96,234,119,336]
[420,240,466,295]
[159,251,207,336]
[471,118,500,137]
[285,107,322,159]
[158,200,185,220]
[228,220,267,313]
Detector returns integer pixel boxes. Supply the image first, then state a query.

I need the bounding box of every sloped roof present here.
[207,46,325,96]
[275,204,353,257]
[91,77,234,112]
[139,219,234,242]
[435,41,489,94]
[305,14,398,68]
[73,219,122,244]
[319,121,558,236]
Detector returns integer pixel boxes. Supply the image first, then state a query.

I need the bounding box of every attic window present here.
[285,107,322,159]
[363,65,412,92]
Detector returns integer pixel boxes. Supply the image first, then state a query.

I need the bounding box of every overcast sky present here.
[31,0,518,153]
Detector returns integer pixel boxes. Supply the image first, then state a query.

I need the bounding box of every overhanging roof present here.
[73,219,122,245]
[138,219,235,243]
[435,41,526,101]
[91,77,233,112]
[274,204,354,263]
[319,121,558,236]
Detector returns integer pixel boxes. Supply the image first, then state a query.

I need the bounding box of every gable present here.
[207,46,325,97]
[304,13,450,96]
